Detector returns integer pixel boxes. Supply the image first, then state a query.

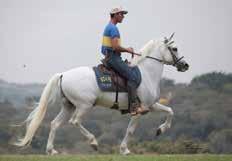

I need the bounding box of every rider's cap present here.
[110,6,128,14]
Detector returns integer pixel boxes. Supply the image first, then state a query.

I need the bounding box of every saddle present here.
[93,59,141,114]
[93,64,127,92]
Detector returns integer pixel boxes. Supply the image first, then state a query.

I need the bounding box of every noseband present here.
[167,47,184,66]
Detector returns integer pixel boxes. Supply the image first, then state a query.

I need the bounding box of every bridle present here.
[167,46,184,66]
[133,45,184,67]
[133,33,188,72]
[132,33,186,68]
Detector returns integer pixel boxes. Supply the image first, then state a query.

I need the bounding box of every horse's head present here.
[161,33,189,72]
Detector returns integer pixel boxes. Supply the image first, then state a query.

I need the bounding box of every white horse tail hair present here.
[13,73,61,147]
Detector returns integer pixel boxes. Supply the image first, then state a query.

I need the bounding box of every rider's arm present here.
[111,37,134,54]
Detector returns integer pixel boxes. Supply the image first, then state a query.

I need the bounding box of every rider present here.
[101,6,149,115]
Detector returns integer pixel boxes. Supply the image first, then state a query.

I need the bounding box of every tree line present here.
[0,71,231,154]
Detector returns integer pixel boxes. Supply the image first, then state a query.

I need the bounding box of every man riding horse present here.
[101,7,149,116]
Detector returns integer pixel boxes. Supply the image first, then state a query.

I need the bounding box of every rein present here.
[132,52,164,63]
[133,49,184,66]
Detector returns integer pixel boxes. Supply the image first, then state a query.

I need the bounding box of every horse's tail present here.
[13,73,61,147]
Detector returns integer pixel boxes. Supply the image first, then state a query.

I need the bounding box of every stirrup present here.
[111,102,119,110]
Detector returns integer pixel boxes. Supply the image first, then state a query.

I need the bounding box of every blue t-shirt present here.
[101,22,121,55]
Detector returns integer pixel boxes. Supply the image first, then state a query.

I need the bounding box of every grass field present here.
[0,154,231,161]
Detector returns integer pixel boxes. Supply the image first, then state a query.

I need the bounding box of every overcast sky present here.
[0,0,231,84]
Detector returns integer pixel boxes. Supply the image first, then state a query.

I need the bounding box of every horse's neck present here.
[138,43,164,94]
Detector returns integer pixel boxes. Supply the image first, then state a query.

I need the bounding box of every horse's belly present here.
[96,92,128,110]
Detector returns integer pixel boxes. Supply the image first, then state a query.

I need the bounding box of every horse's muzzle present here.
[176,61,189,72]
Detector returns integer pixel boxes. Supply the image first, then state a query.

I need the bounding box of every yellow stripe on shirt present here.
[102,36,112,47]
[102,36,121,48]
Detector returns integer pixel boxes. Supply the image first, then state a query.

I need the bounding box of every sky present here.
[0,0,232,84]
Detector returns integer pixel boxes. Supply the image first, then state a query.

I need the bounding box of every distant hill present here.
[0,72,231,154]
[0,80,44,108]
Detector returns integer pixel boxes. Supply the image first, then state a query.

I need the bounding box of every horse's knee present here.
[69,114,82,126]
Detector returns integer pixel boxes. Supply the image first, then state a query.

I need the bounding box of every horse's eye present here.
[172,47,178,52]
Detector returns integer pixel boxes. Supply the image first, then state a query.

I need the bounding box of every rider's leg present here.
[107,54,149,115]
[127,81,140,114]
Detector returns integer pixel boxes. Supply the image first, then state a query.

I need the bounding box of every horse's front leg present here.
[150,102,174,136]
[120,115,141,155]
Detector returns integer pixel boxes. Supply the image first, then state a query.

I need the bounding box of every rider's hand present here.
[127,47,134,54]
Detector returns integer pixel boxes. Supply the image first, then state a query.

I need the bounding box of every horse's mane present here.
[131,39,157,66]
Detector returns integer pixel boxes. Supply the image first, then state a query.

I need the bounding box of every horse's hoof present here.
[46,149,59,155]
[90,143,98,151]
[123,150,131,155]
[120,149,131,155]
[156,128,162,136]
[120,145,131,155]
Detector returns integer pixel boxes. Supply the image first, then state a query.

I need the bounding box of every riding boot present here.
[127,82,149,116]
[127,83,138,113]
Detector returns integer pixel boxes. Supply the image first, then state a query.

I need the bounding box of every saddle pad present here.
[93,64,141,92]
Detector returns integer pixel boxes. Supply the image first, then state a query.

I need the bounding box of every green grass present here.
[0,155,231,161]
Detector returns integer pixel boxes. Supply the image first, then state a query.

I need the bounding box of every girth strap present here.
[110,76,119,110]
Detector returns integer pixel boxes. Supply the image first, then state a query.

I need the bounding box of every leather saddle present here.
[93,59,141,114]
[93,63,127,92]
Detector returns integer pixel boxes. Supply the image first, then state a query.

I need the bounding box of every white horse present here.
[13,34,189,155]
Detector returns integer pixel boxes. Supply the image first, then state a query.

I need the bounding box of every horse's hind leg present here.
[69,104,98,150]
[46,99,73,155]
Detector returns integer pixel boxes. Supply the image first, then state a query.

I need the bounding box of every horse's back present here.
[62,66,95,83]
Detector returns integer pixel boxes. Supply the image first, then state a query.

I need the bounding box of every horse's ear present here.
[164,37,169,44]
[169,32,175,41]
